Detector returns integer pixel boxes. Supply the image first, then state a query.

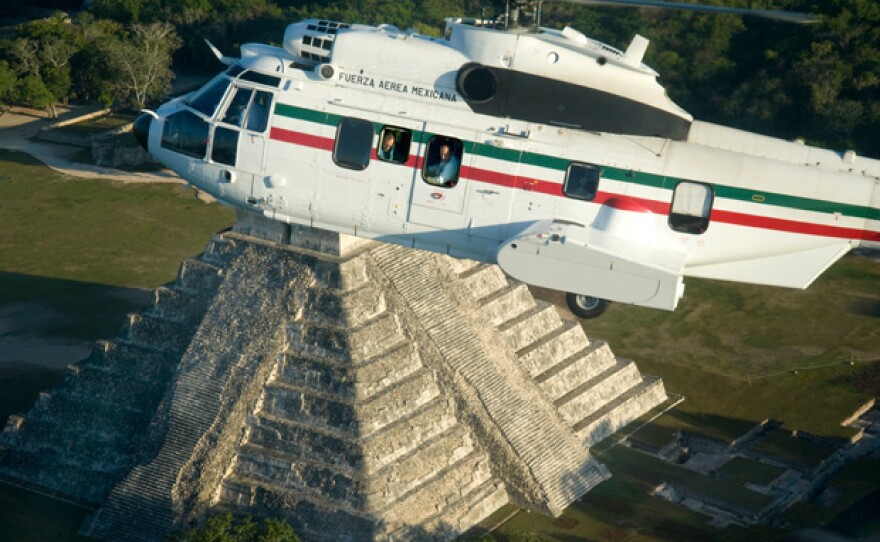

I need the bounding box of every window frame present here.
[421,136,463,188]
[376,126,411,165]
[668,181,714,235]
[562,162,601,201]
[332,117,375,171]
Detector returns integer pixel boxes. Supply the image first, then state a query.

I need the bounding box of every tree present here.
[19,73,57,117]
[102,22,182,108]
[0,61,17,115]
[165,513,300,542]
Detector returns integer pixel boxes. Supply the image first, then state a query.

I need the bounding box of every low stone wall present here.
[37,108,113,146]
[91,142,152,168]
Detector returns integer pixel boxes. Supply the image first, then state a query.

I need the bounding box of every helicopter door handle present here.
[477,189,500,195]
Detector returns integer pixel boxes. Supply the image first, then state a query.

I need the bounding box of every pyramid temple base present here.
[1,211,667,541]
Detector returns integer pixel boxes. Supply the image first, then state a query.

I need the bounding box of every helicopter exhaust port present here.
[456,63,497,104]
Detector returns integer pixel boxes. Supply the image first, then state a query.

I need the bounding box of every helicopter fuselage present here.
[136,18,880,312]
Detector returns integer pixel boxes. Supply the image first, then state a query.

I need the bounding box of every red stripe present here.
[270,127,334,151]
[269,128,878,242]
[714,209,880,241]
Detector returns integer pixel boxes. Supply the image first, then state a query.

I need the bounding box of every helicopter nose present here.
[133,113,152,151]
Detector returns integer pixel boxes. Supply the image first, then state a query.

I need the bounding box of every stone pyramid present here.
[0,211,666,541]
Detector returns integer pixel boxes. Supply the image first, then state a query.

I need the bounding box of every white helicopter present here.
[134,0,880,318]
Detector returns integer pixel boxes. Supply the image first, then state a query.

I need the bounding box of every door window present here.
[211,126,239,166]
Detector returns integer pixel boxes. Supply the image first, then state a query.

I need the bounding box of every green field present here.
[0,148,878,541]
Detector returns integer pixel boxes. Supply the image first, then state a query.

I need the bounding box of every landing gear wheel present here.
[565,293,610,319]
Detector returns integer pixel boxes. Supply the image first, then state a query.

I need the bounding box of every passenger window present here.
[377,126,411,164]
[161,110,209,158]
[669,181,713,234]
[186,77,230,118]
[333,117,374,170]
[211,126,239,166]
[246,91,272,132]
[563,163,600,201]
[221,88,253,127]
[423,136,463,187]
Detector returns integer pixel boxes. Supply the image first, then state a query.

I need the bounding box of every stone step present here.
[379,451,493,524]
[445,256,482,276]
[220,476,379,540]
[261,368,441,437]
[201,235,238,265]
[574,375,667,447]
[364,424,476,511]
[235,424,475,513]
[387,476,508,540]
[175,258,224,293]
[457,264,509,301]
[276,341,423,402]
[516,319,591,378]
[498,301,563,352]
[286,312,407,364]
[300,282,386,328]
[86,340,167,373]
[479,283,536,327]
[121,313,193,354]
[148,286,205,322]
[360,397,458,473]
[556,358,644,425]
[249,394,457,477]
[536,341,617,402]
[310,254,370,292]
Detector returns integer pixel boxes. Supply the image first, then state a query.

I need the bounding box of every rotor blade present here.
[566,0,821,24]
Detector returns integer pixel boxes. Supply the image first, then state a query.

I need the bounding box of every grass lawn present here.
[0,481,94,542]
[0,149,234,541]
[717,456,787,487]
[748,428,836,467]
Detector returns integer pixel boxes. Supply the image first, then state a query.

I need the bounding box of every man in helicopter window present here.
[424,138,461,187]
[378,129,404,163]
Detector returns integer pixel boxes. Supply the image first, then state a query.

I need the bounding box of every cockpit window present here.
[161,110,209,158]
[246,91,272,132]
[221,88,253,127]
[187,77,230,118]
[219,88,273,133]
[239,71,281,88]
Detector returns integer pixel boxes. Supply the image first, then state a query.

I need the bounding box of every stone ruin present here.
[0,212,667,541]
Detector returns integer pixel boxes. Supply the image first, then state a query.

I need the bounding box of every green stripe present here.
[273,102,878,221]
[715,185,877,220]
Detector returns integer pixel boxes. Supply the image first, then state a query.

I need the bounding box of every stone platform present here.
[0,212,666,541]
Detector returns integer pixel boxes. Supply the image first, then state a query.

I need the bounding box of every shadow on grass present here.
[847,297,880,318]
[0,271,153,342]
